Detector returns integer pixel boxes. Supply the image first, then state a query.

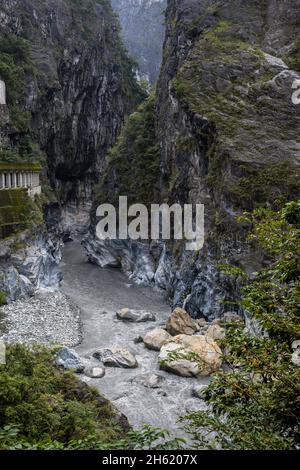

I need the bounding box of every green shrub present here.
[0,291,6,306]
[0,189,44,239]
[183,201,300,450]
[97,94,160,207]
[0,34,35,133]
[0,344,126,449]
[0,34,34,105]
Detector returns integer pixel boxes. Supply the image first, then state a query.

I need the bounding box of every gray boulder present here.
[56,347,85,373]
[93,347,138,369]
[116,308,156,323]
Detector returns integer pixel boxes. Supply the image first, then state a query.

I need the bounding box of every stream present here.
[60,241,208,435]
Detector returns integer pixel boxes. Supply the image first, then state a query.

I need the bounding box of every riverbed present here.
[60,241,208,435]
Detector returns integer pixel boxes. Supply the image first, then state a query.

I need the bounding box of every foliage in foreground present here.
[184,201,300,450]
[0,345,185,450]
[0,345,126,449]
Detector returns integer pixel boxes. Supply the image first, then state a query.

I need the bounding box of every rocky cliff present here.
[0,0,144,300]
[85,0,300,320]
[111,0,166,84]
[0,230,62,302]
[0,0,143,224]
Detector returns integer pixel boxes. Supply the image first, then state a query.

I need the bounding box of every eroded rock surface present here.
[159,334,222,378]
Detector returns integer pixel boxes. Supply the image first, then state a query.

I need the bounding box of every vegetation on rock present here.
[0,34,35,133]
[0,190,44,239]
[96,94,160,207]
[0,344,186,450]
[0,345,126,449]
[0,291,6,306]
[184,202,300,450]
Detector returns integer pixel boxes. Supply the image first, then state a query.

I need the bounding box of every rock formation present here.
[159,333,222,377]
[111,0,166,83]
[86,0,300,320]
[0,0,144,299]
[0,0,143,226]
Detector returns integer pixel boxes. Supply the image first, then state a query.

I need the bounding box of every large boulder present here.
[166,308,199,336]
[116,308,156,323]
[159,335,222,377]
[56,347,85,373]
[93,347,138,369]
[159,342,199,377]
[143,328,172,351]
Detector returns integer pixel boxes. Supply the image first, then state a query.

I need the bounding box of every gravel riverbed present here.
[0,291,81,347]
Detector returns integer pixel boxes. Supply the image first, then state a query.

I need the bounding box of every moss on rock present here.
[95,94,160,208]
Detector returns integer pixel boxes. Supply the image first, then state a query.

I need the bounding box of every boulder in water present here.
[56,347,85,373]
[143,328,172,351]
[132,373,165,389]
[116,308,156,323]
[84,365,106,379]
[93,347,138,369]
[159,334,222,377]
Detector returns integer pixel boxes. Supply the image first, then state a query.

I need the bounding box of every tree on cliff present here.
[184,201,300,450]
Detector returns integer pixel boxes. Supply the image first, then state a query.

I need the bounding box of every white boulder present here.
[159,334,222,377]
[143,328,172,351]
